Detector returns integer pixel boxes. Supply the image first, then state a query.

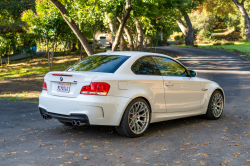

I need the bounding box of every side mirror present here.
[188,70,197,77]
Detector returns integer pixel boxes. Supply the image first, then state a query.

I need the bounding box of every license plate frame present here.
[57,83,71,93]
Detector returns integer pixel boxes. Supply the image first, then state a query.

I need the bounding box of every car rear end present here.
[38,54,131,126]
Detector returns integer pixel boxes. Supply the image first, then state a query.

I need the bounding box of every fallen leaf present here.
[65,151,75,153]
[84,157,88,160]
[3,139,5,141]
[200,161,205,165]
[6,153,10,155]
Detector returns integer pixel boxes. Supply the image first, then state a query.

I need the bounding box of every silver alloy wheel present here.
[128,101,149,134]
[211,93,224,118]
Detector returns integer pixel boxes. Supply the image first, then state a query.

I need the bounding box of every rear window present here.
[66,55,130,73]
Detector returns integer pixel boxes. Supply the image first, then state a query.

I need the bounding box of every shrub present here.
[222,42,234,45]
[176,41,182,45]
[169,32,184,41]
[213,43,221,45]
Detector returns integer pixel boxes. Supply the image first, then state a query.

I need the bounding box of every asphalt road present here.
[1,47,250,166]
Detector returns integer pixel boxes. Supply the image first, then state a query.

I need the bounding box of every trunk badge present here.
[74,80,77,82]
[60,77,63,81]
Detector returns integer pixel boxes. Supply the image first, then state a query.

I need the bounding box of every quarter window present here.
[131,56,161,75]
[153,56,187,77]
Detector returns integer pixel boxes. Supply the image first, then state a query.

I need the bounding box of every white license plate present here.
[57,83,70,93]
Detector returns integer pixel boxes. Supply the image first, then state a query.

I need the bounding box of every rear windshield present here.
[66,55,130,73]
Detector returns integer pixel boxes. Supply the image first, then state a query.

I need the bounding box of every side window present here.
[153,56,187,77]
[131,56,161,75]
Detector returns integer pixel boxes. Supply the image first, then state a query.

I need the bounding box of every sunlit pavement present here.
[1,47,250,165]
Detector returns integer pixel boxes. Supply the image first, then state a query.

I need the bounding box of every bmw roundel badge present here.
[60,77,63,81]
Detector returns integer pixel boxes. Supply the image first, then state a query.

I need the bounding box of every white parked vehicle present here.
[39,51,225,137]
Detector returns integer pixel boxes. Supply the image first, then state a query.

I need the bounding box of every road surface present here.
[1,47,250,165]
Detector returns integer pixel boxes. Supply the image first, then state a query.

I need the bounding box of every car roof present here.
[94,51,174,59]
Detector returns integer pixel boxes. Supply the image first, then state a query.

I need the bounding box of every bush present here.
[213,43,222,45]
[222,42,234,45]
[169,32,184,41]
[176,41,182,45]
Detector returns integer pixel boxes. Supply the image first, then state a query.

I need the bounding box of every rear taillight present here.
[43,80,47,91]
[80,82,110,96]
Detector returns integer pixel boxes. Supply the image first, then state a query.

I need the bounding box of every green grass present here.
[200,41,250,52]
[0,91,39,103]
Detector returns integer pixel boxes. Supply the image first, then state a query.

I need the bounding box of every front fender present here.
[201,82,225,111]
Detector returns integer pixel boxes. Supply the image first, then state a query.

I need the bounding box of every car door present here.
[152,56,203,113]
[131,56,166,113]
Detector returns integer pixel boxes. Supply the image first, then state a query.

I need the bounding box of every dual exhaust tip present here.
[42,114,52,120]
[42,114,85,126]
[72,120,85,126]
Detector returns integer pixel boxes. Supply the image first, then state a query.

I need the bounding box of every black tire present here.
[205,90,224,120]
[116,98,151,138]
[57,119,73,126]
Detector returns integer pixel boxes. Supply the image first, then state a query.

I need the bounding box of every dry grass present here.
[0,51,88,103]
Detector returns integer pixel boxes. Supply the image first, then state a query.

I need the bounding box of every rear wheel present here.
[205,90,224,120]
[116,98,151,137]
[57,119,72,126]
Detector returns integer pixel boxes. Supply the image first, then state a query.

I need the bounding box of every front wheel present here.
[116,98,151,138]
[205,90,224,120]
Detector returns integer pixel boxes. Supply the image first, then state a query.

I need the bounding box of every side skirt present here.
[150,107,207,123]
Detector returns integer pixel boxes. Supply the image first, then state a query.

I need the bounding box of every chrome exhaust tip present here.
[76,121,85,126]
[72,120,77,126]
[43,114,52,120]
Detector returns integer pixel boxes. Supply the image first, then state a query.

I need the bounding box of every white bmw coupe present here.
[39,51,225,137]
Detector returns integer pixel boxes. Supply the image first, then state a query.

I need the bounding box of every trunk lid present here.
[44,71,97,98]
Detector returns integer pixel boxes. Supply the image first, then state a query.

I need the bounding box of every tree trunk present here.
[71,42,76,52]
[150,36,153,52]
[135,17,144,51]
[232,0,250,41]
[45,37,49,58]
[176,18,187,36]
[49,0,94,56]
[80,44,83,60]
[40,38,43,52]
[93,29,96,53]
[144,36,148,48]
[120,35,128,51]
[108,16,116,43]
[112,1,132,51]
[134,31,138,51]
[117,17,134,51]
[51,38,56,71]
[183,14,194,45]
[12,44,17,55]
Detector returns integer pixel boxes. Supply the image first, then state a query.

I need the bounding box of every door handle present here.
[202,88,208,91]
[165,82,174,86]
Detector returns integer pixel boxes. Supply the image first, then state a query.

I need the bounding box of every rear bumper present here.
[39,92,131,126]
[39,107,90,124]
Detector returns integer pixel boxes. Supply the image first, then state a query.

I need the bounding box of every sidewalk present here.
[1,52,46,63]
